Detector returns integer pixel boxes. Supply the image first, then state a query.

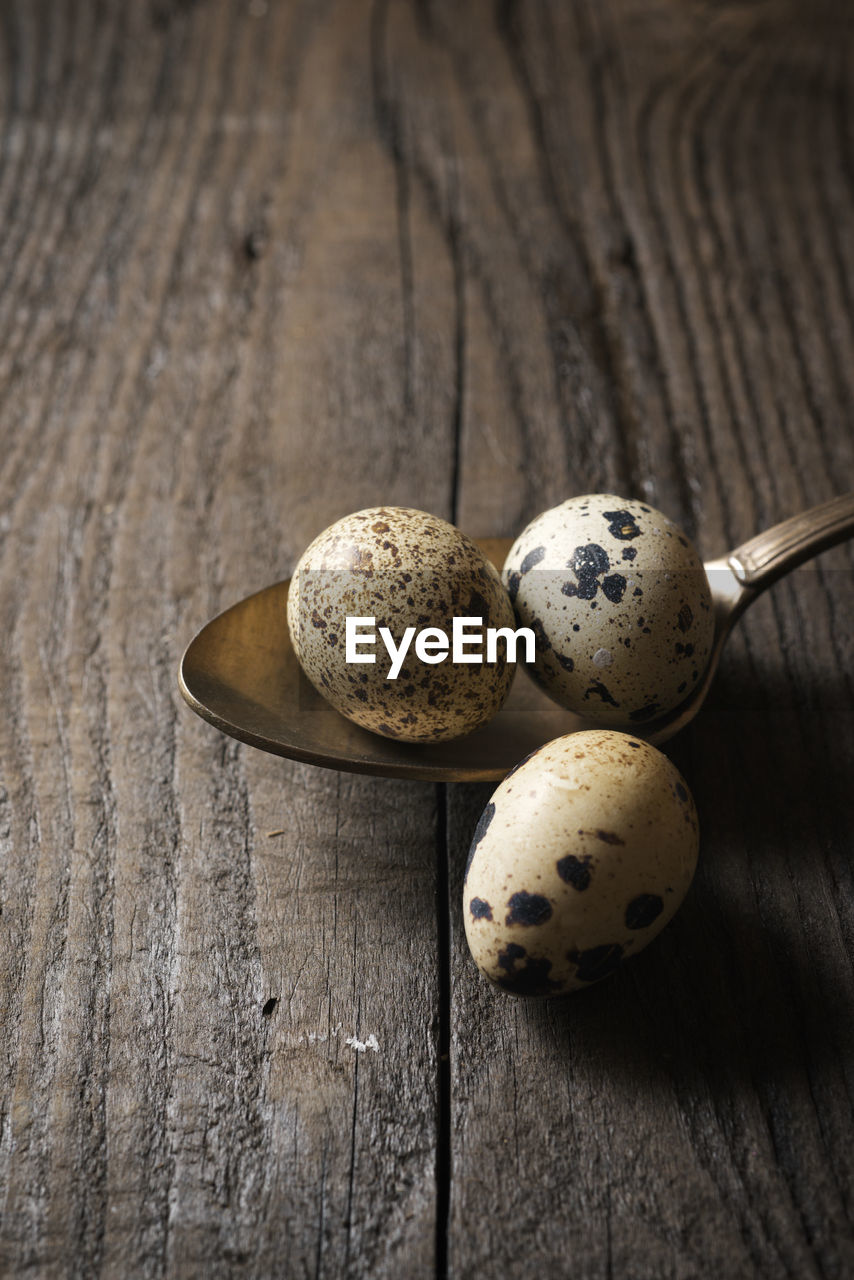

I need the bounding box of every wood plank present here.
[407,1,854,1276]
[0,0,455,1274]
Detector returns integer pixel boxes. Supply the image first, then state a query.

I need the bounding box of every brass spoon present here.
[178,493,854,782]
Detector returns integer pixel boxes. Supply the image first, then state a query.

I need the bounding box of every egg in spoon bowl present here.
[502,494,715,727]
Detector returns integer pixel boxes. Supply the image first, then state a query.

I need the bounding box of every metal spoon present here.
[178,493,854,782]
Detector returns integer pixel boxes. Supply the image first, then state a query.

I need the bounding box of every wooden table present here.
[3,2,854,1275]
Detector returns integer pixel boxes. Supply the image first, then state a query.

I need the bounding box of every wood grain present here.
[1,0,853,1276]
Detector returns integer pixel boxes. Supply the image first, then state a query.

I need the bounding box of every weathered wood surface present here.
[1,0,854,1276]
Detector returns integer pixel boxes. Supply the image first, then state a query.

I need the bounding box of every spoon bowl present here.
[178,494,854,781]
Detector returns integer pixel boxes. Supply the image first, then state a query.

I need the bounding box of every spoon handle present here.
[728,491,854,589]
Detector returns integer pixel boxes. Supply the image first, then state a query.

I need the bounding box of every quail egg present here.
[287,507,517,742]
[463,730,699,996]
[502,494,714,726]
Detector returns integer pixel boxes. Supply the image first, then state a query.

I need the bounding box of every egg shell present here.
[463,730,699,996]
[502,494,714,726]
[287,506,517,742]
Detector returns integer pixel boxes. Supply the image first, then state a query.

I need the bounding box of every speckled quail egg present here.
[287,507,517,742]
[463,730,699,996]
[502,494,714,727]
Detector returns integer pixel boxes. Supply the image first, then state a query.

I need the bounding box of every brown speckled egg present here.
[463,731,699,996]
[287,507,516,742]
[502,494,713,727]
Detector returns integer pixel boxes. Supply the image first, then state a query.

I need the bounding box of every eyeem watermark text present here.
[345,616,536,680]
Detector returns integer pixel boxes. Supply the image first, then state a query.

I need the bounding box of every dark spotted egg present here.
[463,731,699,996]
[502,494,714,726]
[287,507,516,742]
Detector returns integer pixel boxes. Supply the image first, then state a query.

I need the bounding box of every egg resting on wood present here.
[502,494,714,726]
[287,507,516,742]
[463,730,699,996]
